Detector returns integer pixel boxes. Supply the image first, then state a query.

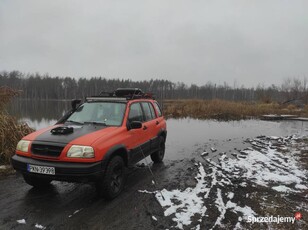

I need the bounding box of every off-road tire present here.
[96,156,126,200]
[23,174,52,188]
[151,136,165,163]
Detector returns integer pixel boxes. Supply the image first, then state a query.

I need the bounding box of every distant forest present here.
[1,70,307,103]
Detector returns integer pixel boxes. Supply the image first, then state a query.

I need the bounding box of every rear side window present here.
[141,102,154,121]
[154,102,162,117]
[128,103,143,122]
[148,103,156,119]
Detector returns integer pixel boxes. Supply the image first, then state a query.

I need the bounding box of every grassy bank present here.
[0,87,33,172]
[163,99,308,120]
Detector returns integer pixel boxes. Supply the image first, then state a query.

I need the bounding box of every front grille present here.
[31,143,65,157]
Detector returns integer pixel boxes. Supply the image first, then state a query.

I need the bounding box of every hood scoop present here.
[50,126,74,135]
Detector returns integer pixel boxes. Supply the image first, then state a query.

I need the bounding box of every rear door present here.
[126,102,149,163]
[140,102,158,154]
[151,101,166,151]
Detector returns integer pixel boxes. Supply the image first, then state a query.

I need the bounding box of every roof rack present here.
[86,88,155,101]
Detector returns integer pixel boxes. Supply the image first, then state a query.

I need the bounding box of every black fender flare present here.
[102,144,128,168]
[157,129,167,141]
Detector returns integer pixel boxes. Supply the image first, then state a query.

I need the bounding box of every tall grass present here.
[0,87,33,165]
[163,99,308,120]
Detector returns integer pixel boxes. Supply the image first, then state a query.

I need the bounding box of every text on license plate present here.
[27,164,55,175]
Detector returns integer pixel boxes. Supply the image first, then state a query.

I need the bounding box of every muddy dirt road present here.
[0,119,307,229]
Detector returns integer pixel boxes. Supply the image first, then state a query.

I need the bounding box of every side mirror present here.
[129,121,142,130]
[71,99,81,110]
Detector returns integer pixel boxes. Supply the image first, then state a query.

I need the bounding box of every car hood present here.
[24,124,118,146]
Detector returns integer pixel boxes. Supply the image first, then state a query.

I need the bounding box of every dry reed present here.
[0,87,34,166]
[163,99,308,120]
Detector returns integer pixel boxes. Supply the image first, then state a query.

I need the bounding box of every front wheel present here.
[151,137,165,163]
[96,156,126,200]
[23,174,52,188]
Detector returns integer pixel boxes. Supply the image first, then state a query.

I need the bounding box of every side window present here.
[141,102,154,121]
[128,103,143,122]
[154,102,162,117]
[148,103,156,119]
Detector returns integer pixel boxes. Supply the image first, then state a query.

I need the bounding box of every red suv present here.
[12,88,167,199]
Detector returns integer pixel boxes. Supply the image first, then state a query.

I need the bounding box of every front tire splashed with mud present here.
[96,156,126,200]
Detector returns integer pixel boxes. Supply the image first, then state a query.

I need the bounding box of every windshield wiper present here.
[83,121,108,126]
[66,120,84,125]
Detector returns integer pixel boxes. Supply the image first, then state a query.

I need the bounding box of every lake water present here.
[7,99,308,160]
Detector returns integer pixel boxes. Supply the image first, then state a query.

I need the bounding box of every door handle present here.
[156,121,159,125]
[143,125,148,130]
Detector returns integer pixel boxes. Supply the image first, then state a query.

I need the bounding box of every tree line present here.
[0,70,307,103]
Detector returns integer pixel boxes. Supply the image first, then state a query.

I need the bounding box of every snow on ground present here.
[16,219,26,224]
[0,165,8,170]
[35,223,46,229]
[221,135,307,191]
[68,208,83,218]
[139,135,307,229]
[155,162,208,230]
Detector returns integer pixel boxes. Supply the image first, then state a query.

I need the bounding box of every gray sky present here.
[1,0,307,87]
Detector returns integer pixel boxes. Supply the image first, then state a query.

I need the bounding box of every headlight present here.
[16,140,30,152]
[67,145,95,158]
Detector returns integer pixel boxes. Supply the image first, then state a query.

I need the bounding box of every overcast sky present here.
[1,0,307,87]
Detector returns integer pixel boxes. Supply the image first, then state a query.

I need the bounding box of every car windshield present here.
[66,102,126,126]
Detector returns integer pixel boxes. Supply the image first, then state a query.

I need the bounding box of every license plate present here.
[27,164,55,175]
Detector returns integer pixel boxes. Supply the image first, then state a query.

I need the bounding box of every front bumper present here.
[11,154,106,182]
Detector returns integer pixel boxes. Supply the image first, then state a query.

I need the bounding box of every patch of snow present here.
[234,222,242,230]
[221,137,307,189]
[227,192,234,200]
[231,205,256,220]
[17,219,26,224]
[0,165,8,170]
[35,224,46,229]
[272,185,292,193]
[295,184,307,190]
[240,182,247,187]
[155,163,209,229]
[73,209,81,215]
[210,147,217,152]
[138,190,155,194]
[211,188,256,229]
[211,188,227,228]
[68,208,83,218]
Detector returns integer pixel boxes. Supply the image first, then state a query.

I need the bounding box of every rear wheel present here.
[96,156,126,200]
[23,174,52,188]
[151,137,165,163]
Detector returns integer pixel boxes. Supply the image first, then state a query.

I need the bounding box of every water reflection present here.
[8,99,71,129]
[168,118,308,141]
[166,118,308,160]
[8,99,308,135]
